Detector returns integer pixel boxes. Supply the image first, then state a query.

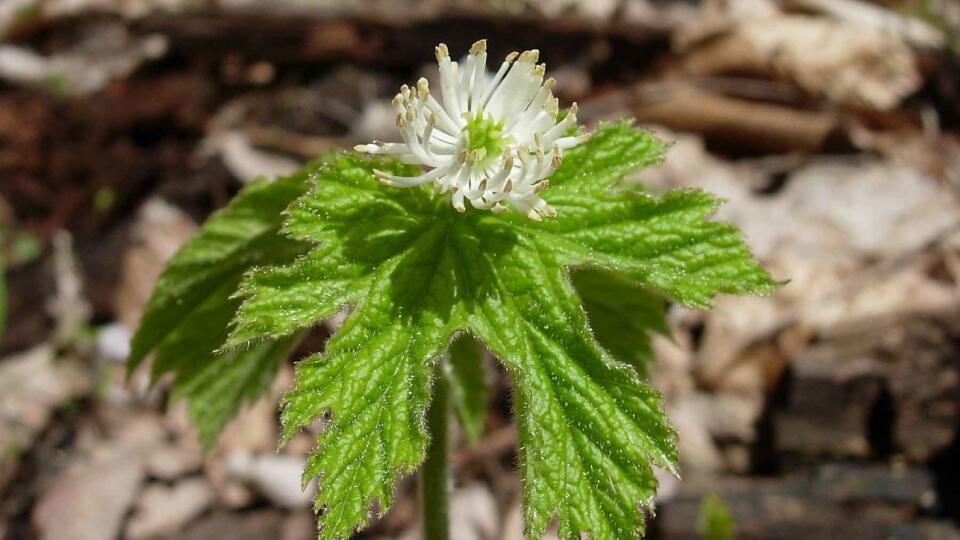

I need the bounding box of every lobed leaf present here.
[524,188,779,308]
[223,154,456,538]
[136,122,778,540]
[454,224,677,538]
[226,153,436,348]
[128,171,312,372]
[572,268,670,376]
[128,166,315,447]
[548,120,668,197]
[280,225,464,540]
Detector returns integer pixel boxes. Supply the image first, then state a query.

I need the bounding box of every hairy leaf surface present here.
[222,154,454,538]
[453,223,677,538]
[227,155,428,347]
[129,172,311,370]
[128,168,314,446]
[519,188,778,308]
[548,120,667,196]
[137,122,776,540]
[572,268,670,376]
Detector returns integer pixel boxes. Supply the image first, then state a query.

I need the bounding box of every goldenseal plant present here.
[130,40,778,540]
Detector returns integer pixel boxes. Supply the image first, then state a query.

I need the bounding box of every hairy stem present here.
[421,368,450,540]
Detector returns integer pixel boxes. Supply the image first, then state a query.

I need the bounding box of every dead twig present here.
[632,82,840,153]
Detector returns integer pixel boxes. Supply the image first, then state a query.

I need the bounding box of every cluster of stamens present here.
[355,40,587,220]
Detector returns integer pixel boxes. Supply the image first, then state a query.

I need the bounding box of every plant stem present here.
[421,369,450,540]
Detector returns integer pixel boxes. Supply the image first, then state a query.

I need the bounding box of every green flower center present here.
[463,112,505,163]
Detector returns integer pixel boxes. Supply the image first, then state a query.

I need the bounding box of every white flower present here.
[355,40,588,221]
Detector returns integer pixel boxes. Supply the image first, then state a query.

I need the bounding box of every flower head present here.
[355,40,588,221]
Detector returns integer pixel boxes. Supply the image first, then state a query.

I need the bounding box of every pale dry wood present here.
[632,82,839,152]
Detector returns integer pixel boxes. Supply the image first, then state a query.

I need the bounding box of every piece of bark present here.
[776,349,882,458]
[776,313,960,462]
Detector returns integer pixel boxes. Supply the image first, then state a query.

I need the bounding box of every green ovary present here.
[463,112,506,163]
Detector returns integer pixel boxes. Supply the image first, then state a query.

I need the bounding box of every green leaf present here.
[572,268,670,376]
[455,223,677,539]
[128,171,312,372]
[445,333,488,444]
[175,335,298,449]
[240,153,455,539]
[226,154,428,348]
[281,226,462,540]
[149,276,299,448]
[128,165,316,447]
[502,121,776,309]
[549,120,668,197]
[523,188,778,308]
[228,123,776,540]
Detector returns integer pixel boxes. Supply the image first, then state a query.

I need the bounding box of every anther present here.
[470,39,487,55]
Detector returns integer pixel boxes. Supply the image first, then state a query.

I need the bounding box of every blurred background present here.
[1,0,960,538]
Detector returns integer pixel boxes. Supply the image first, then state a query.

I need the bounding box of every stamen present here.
[519,50,539,64]
[417,78,430,99]
[357,41,587,218]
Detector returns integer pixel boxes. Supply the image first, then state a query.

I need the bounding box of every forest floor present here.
[2,1,960,539]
